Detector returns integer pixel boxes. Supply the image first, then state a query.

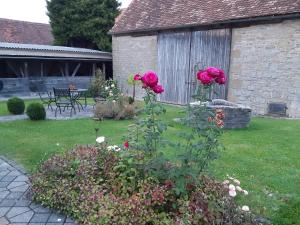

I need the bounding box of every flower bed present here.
[31,68,259,225]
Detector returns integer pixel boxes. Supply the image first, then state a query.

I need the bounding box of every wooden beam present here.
[92,63,96,77]
[65,62,69,77]
[24,62,29,77]
[60,65,65,76]
[6,61,19,77]
[19,63,25,78]
[41,62,44,77]
[71,63,81,77]
[102,63,106,76]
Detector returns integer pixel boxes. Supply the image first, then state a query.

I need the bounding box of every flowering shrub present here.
[31,146,258,225]
[104,79,121,101]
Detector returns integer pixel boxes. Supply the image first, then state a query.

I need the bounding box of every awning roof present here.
[0,42,112,61]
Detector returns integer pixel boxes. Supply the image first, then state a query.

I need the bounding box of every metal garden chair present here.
[53,88,76,117]
[38,91,55,111]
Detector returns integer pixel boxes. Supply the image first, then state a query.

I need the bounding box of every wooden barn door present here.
[188,29,232,101]
[157,29,231,104]
[157,32,192,104]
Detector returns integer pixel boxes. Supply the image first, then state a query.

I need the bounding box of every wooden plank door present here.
[157,31,192,104]
[188,29,232,101]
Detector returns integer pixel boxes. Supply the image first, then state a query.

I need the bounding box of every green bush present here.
[31,146,259,225]
[94,96,136,120]
[7,97,25,115]
[26,103,46,120]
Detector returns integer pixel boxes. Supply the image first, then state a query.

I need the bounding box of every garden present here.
[0,68,300,225]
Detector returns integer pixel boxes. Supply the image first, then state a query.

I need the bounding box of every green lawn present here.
[0,100,299,223]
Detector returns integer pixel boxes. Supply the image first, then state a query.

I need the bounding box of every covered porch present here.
[0,42,112,96]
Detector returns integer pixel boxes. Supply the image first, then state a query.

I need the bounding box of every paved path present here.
[0,157,77,225]
[0,106,93,122]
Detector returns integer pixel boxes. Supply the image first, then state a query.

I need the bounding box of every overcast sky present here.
[0,0,132,24]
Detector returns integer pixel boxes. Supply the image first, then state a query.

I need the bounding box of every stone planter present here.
[190,99,252,129]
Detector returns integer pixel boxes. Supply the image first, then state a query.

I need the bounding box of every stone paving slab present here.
[0,106,93,122]
[0,157,78,225]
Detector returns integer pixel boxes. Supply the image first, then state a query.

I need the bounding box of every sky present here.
[0,0,132,24]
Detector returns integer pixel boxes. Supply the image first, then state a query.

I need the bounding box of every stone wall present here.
[228,19,300,118]
[112,35,158,99]
[0,77,91,97]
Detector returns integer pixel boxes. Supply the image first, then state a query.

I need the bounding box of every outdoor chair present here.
[53,88,76,117]
[38,91,55,111]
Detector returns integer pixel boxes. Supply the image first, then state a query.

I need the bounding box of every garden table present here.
[70,88,88,109]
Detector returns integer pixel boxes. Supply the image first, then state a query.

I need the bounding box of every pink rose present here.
[142,71,159,88]
[215,71,227,85]
[134,74,142,81]
[197,71,214,85]
[207,67,222,78]
[152,84,164,94]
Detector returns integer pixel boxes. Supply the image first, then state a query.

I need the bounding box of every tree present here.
[46,0,120,51]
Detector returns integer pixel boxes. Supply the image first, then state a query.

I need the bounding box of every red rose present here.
[152,85,164,94]
[215,72,227,85]
[134,74,142,81]
[197,71,214,85]
[124,141,129,149]
[142,71,159,88]
[207,67,222,78]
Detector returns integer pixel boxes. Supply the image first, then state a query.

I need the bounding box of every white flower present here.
[105,86,109,90]
[111,84,115,88]
[114,147,121,152]
[229,184,236,191]
[229,190,237,197]
[112,100,116,103]
[241,205,250,212]
[243,190,249,195]
[56,143,60,146]
[107,146,114,151]
[236,186,243,192]
[107,145,121,152]
[96,136,105,144]
[223,180,230,185]
[233,179,240,185]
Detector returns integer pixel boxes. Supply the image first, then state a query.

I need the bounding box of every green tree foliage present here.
[46,0,120,51]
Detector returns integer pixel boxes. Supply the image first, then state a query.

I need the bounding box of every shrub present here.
[7,97,25,115]
[94,96,136,120]
[26,103,46,120]
[88,68,106,98]
[30,146,258,225]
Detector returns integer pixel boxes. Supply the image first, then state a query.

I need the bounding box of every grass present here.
[0,99,299,223]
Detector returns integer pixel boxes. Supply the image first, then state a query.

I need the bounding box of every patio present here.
[0,156,77,225]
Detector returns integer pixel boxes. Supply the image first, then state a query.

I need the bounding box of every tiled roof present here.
[0,18,53,45]
[110,0,300,34]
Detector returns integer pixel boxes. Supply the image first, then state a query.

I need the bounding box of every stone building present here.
[110,0,300,118]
